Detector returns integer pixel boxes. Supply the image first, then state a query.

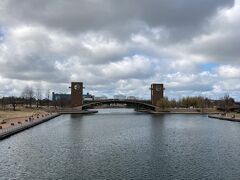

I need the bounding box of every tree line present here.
[157,95,236,112]
[0,86,50,110]
[0,86,237,112]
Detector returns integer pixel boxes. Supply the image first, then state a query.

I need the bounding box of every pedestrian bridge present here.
[82,99,157,111]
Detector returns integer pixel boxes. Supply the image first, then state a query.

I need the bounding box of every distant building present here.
[52,92,94,101]
[52,92,71,101]
[83,92,94,101]
[114,94,126,100]
[94,95,108,100]
[127,96,137,100]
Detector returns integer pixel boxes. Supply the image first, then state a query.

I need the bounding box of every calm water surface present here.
[1,109,240,180]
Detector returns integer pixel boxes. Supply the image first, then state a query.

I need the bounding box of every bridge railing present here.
[83,99,151,103]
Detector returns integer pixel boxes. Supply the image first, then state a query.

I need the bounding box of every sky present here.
[0,0,240,100]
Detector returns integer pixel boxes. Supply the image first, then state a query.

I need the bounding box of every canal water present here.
[1,109,240,180]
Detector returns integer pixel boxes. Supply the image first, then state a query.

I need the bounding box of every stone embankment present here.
[208,114,240,122]
[58,110,98,114]
[0,110,98,140]
[0,113,60,140]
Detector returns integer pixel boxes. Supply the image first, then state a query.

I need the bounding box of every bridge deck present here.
[82,99,157,110]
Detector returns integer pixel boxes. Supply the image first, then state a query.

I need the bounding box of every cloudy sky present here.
[0,0,240,100]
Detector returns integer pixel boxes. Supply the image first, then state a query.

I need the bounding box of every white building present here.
[114,94,127,100]
[127,96,137,100]
[94,95,108,100]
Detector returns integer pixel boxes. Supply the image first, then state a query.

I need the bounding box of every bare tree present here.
[221,94,234,113]
[36,88,42,108]
[45,89,50,108]
[1,97,5,110]
[10,96,17,111]
[157,98,170,111]
[21,86,28,107]
[22,86,35,107]
[28,87,34,108]
[197,96,205,113]
[22,86,29,107]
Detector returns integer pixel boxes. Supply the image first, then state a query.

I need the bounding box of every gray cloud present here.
[1,0,234,40]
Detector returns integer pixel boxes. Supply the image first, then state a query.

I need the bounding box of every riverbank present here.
[57,109,98,114]
[0,109,98,140]
[0,109,48,127]
[148,108,220,114]
[208,113,240,122]
[0,113,60,140]
[151,111,219,114]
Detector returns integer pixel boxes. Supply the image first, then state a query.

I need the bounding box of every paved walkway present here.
[0,113,60,140]
[208,114,240,122]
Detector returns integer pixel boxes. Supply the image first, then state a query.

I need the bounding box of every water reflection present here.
[1,110,240,179]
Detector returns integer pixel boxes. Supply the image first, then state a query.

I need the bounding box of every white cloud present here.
[190,1,240,62]
[217,65,240,78]
[101,55,152,79]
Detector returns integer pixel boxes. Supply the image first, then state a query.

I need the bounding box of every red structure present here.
[151,84,164,106]
[71,82,83,107]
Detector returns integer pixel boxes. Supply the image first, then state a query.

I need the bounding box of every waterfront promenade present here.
[208,113,240,122]
[0,113,60,140]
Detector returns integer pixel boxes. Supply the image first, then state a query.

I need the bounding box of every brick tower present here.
[71,82,83,107]
[151,84,164,106]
